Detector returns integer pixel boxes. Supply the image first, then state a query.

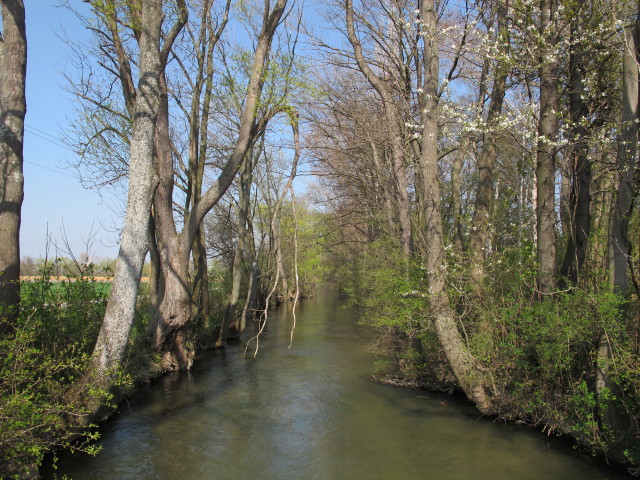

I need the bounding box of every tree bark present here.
[148,0,289,368]
[468,0,508,293]
[187,1,230,326]
[148,75,195,369]
[0,0,26,327]
[609,1,640,294]
[417,0,492,414]
[90,0,175,381]
[231,210,259,339]
[597,0,640,446]
[536,0,560,294]
[451,137,468,252]
[560,22,591,285]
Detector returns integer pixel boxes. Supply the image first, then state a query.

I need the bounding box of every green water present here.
[46,295,628,479]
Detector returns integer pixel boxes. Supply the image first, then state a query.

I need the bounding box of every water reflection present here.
[46,295,627,480]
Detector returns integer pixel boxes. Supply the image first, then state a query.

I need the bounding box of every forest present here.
[1,0,640,477]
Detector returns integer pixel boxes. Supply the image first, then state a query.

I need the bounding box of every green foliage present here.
[465,259,638,460]
[332,231,639,463]
[0,270,111,476]
[19,270,110,356]
[278,204,331,296]
[337,239,431,383]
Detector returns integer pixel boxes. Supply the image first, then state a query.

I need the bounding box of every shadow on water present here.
[44,293,630,480]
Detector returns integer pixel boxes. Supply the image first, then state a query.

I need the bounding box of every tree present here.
[216,140,257,346]
[414,0,492,413]
[536,0,560,294]
[0,0,26,326]
[89,0,187,384]
[147,0,291,368]
[609,0,640,295]
[559,2,593,285]
[343,0,414,259]
[467,0,509,294]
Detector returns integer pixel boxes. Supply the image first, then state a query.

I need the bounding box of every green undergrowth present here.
[340,240,640,468]
[1,264,234,478]
[0,270,145,478]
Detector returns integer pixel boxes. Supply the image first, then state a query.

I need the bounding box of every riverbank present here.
[44,295,630,480]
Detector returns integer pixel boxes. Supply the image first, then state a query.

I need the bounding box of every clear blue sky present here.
[21,2,121,260]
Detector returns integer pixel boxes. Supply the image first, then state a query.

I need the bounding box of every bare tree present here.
[344,0,414,259]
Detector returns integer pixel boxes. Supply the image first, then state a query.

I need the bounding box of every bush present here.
[0,314,101,478]
[0,271,110,477]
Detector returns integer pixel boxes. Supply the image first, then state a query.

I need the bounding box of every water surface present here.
[47,295,627,479]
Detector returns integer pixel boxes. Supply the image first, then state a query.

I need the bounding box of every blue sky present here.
[21,2,121,260]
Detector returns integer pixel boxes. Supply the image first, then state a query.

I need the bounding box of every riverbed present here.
[45,294,628,479]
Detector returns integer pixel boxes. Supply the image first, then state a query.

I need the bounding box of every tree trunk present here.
[148,76,195,370]
[216,150,254,347]
[90,0,167,381]
[149,0,289,366]
[536,0,560,294]
[584,145,613,286]
[451,137,468,252]
[152,247,193,370]
[418,0,492,414]
[148,214,162,311]
[187,2,228,326]
[275,225,288,299]
[191,229,210,322]
[597,0,640,446]
[388,107,413,258]
[560,24,591,285]
[231,206,259,338]
[0,0,26,327]
[609,2,640,294]
[468,0,508,293]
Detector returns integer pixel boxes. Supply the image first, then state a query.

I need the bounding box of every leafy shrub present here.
[0,271,110,477]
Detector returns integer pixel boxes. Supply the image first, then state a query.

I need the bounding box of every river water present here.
[46,294,628,479]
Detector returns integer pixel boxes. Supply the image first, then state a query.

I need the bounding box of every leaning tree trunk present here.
[0,0,26,328]
[417,0,492,414]
[536,0,560,294]
[90,0,171,383]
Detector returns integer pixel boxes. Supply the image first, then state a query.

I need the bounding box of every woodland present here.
[1,0,640,477]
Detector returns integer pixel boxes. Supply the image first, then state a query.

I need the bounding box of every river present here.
[45,294,628,479]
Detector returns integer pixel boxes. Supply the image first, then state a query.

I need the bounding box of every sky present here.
[21,3,122,260]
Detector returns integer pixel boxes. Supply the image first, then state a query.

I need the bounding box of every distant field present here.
[20,276,150,282]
